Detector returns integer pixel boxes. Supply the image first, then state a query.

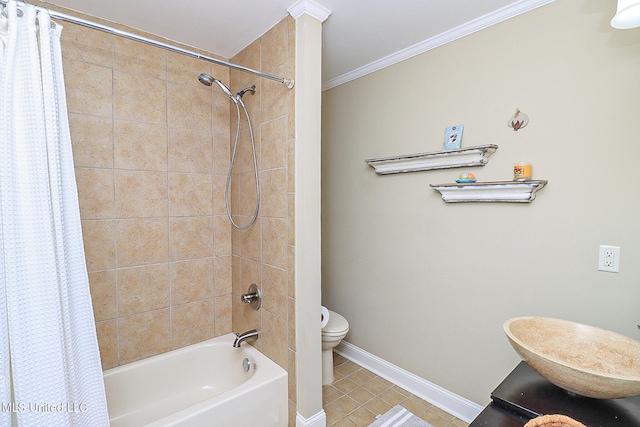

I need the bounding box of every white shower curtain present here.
[0,1,109,426]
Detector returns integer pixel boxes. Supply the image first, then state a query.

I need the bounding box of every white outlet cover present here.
[599,245,620,273]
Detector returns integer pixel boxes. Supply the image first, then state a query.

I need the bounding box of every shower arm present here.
[0,0,295,89]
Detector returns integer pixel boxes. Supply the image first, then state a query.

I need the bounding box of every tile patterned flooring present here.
[323,354,469,427]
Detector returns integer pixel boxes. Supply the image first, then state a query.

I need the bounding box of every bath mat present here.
[369,405,433,427]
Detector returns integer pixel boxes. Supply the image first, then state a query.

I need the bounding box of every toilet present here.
[321,310,349,385]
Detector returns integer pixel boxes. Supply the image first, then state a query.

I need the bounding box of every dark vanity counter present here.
[470,362,640,427]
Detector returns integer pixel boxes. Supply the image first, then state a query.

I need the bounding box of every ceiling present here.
[45,0,556,89]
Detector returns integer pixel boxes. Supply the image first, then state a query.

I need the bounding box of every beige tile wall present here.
[57,5,297,423]
[228,16,298,425]
[62,15,234,368]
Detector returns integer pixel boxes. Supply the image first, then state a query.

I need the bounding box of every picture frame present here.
[442,125,463,150]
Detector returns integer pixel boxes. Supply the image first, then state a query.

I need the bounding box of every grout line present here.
[323,356,469,427]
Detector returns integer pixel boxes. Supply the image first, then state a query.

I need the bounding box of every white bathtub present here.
[103,333,288,427]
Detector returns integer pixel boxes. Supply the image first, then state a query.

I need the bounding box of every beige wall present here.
[321,0,640,405]
[64,18,234,368]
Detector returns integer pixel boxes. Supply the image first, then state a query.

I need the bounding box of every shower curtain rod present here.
[0,0,295,88]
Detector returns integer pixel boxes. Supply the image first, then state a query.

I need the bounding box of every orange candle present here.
[513,163,532,180]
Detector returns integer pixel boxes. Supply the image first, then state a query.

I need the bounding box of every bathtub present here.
[103,333,288,427]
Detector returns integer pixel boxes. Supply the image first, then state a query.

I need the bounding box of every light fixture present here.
[611,0,640,29]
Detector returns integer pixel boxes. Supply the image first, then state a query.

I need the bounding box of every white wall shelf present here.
[365,144,498,175]
[430,180,547,203]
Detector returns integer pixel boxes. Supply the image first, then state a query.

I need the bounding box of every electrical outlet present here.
[598,245,620,273]
[604,250,614,267]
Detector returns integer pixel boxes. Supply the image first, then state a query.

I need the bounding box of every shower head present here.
[198,73,235,100]
[198,73,214,86]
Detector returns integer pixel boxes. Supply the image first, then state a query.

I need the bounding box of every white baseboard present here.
[335,341,483,423]
[296,409,326,427]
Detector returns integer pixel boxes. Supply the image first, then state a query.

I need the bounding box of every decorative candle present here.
[513,163,532,180]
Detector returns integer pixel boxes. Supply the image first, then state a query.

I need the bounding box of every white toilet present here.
[321,310,349,385]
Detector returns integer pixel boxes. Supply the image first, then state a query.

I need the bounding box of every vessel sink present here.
[503,317,640,399]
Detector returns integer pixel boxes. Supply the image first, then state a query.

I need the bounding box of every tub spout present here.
[233,329,258,348]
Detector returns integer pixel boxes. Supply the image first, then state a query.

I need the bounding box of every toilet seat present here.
[322,310,349,337]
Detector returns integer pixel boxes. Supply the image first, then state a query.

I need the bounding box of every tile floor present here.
[323,354,469,427]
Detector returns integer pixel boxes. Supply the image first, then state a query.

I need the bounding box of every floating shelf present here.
[430,180,547,203]
[365,144,498,175]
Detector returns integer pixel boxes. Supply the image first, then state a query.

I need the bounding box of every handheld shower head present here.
[198,73,235,100]
[198,73,214,86]
[198,73,260,230]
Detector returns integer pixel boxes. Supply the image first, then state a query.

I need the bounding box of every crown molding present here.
[288,0,332,22]
[322,0,556,91]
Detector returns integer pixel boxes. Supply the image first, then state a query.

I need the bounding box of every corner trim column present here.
[288,1,331,426]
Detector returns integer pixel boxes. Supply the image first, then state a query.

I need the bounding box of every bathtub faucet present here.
[233,329,258,348]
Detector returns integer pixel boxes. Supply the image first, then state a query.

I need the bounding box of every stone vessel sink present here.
[504,317,640,399]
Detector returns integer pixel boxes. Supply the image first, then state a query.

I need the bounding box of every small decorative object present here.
[513,162,532,181]
[508,108,529,131]
[456,172,476,183]
[442,124,464,150]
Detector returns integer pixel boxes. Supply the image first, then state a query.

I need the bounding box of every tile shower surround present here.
[61,5,296,422]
